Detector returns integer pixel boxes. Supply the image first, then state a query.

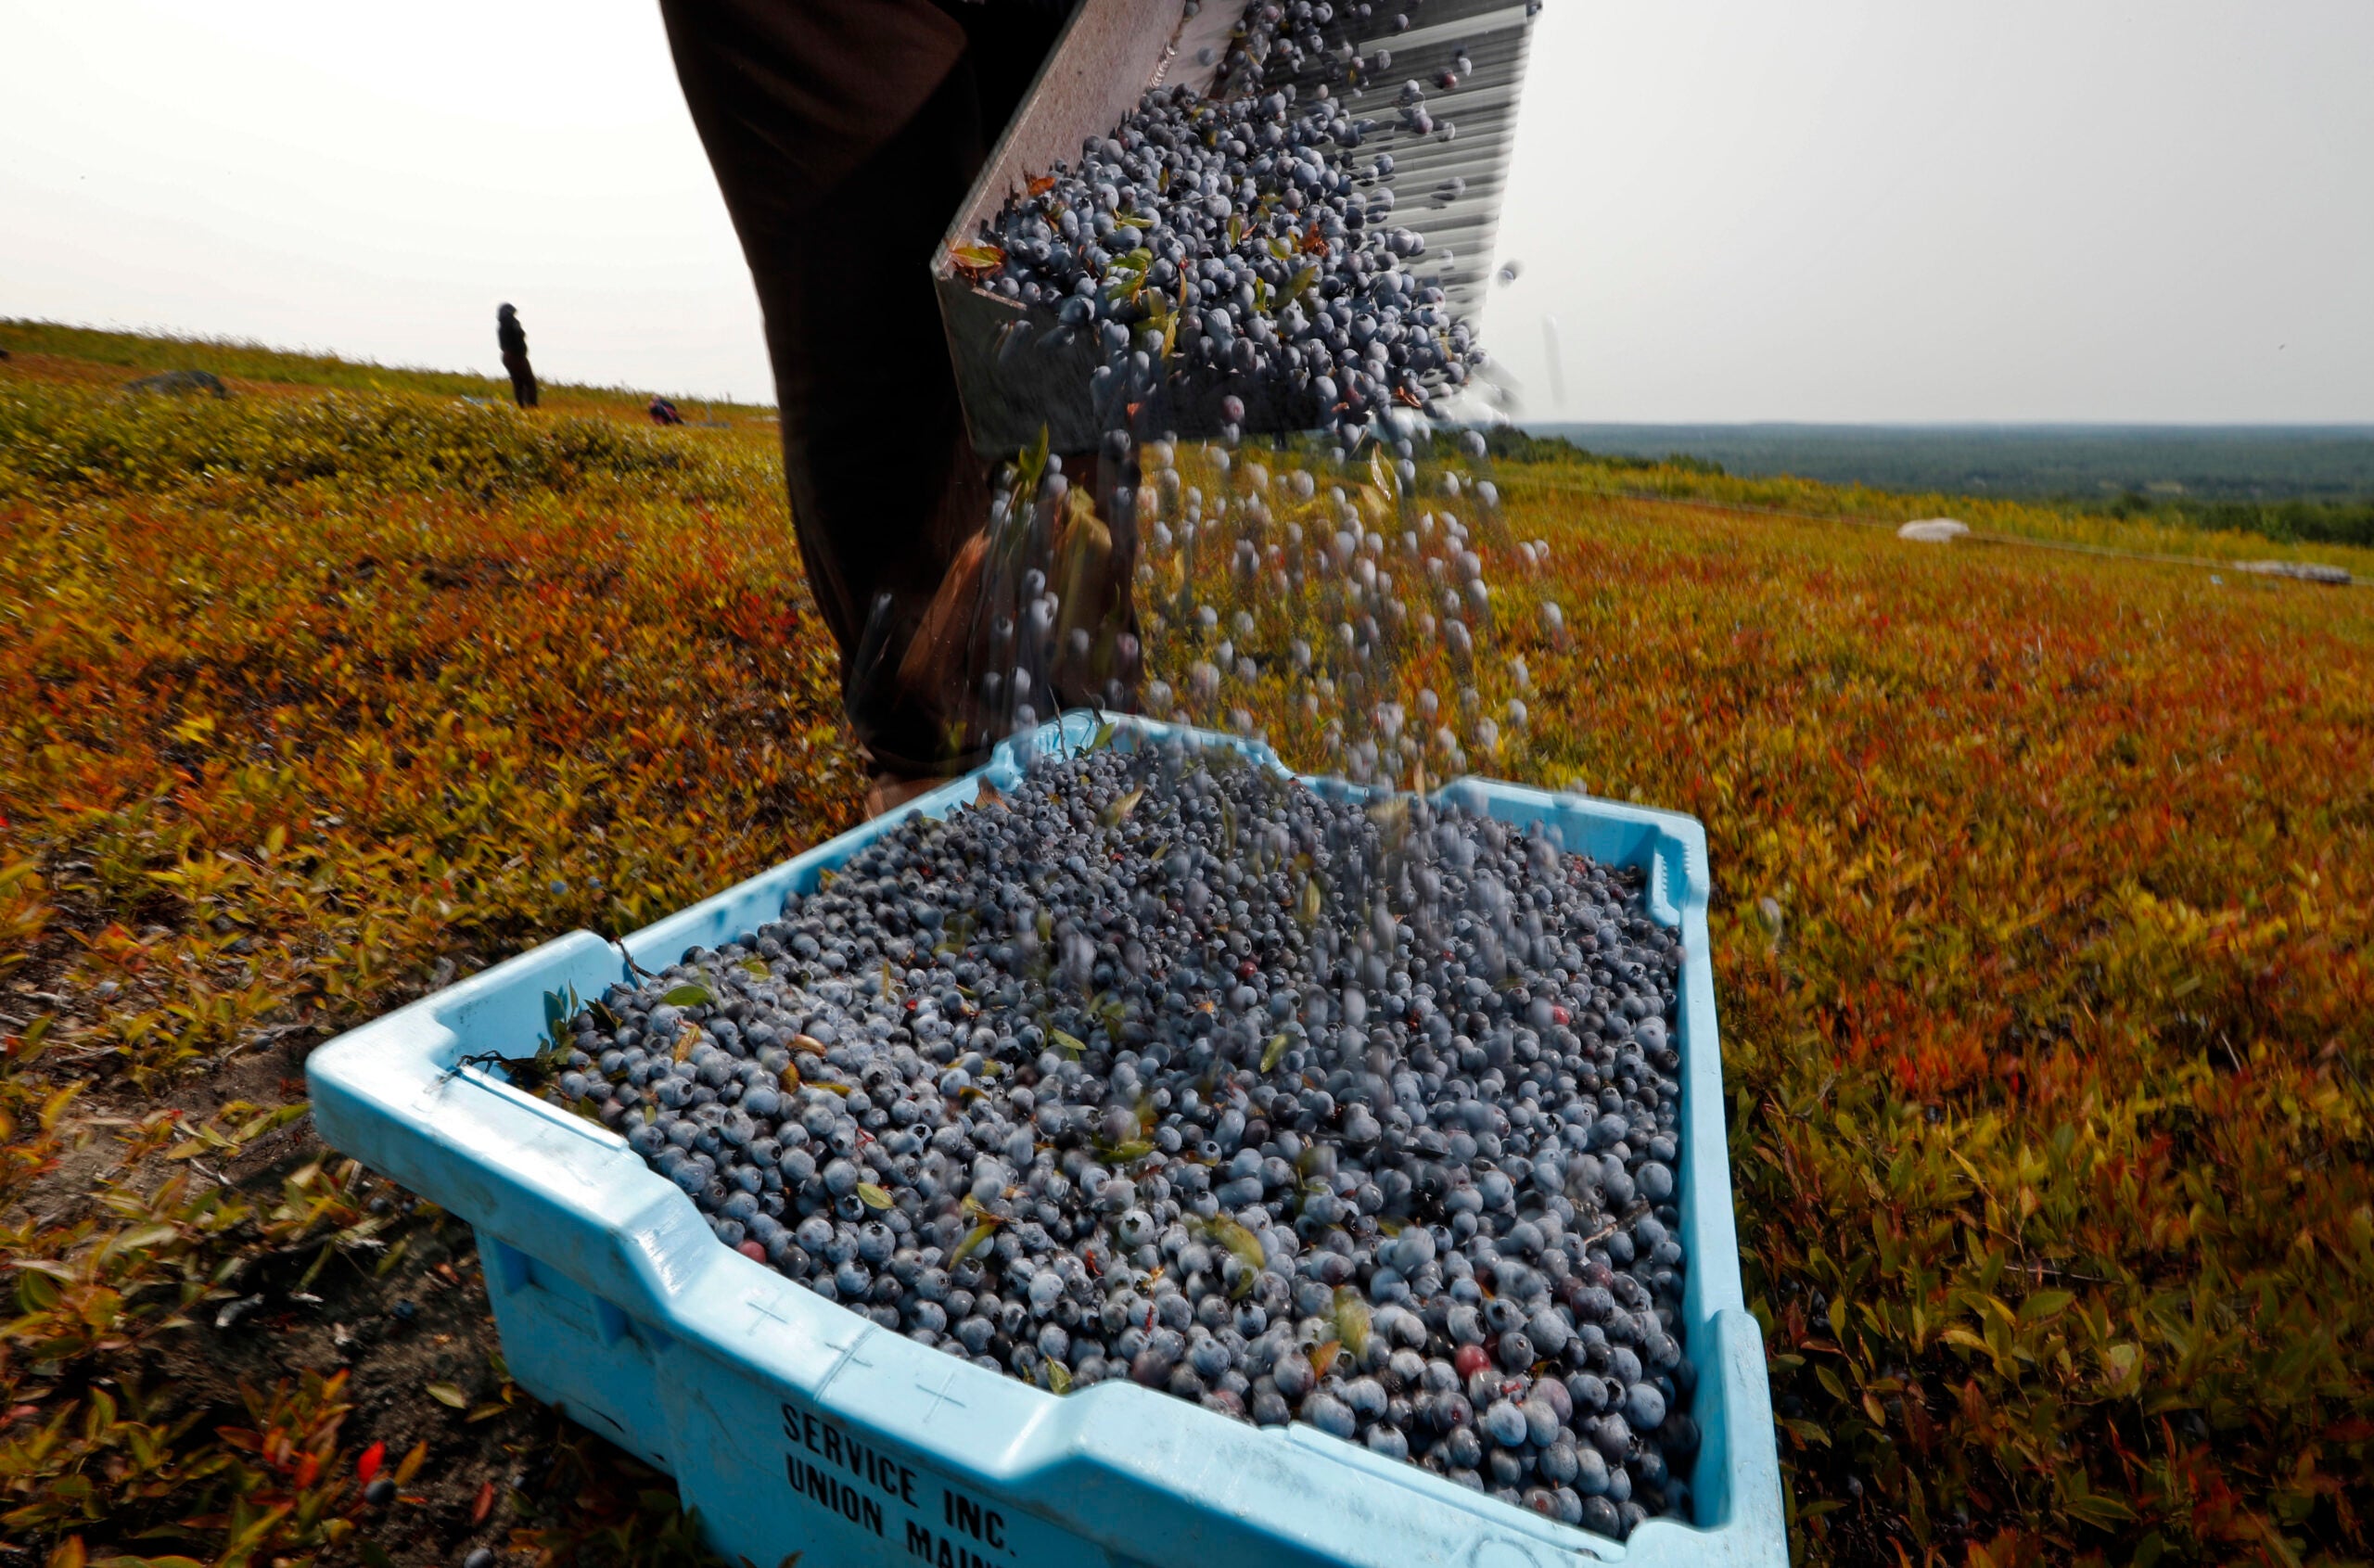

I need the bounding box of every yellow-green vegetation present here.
[1,326,2368,1567]
[1440,464,2373,1567]
[0,320,770,424]
[1,329,849,1567]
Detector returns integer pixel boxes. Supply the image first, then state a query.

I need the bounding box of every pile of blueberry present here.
[533,739,1695,1536]
[976,0,1490,436]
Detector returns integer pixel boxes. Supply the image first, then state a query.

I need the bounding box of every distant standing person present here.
[496,303,538,408]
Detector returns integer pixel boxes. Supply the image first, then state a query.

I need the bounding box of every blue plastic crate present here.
[308,713,1783,1568]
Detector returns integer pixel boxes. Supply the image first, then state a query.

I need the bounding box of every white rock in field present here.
[1896,518,1969,543]
[2238,559,2352,585]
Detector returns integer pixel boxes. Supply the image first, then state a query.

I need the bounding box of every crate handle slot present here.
[1649,838,1685,929]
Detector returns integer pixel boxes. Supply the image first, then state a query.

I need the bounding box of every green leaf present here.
[857,1182,894,1211]
[1204,1215,1262,1261]
[1333,1287,1372,1357]
[1296,876,1322,927]
[9,1013,54,1064]
[1051,1028,1087,1057]
[1046,1360,1073,1395]
[425,1382,468,1409]
[661,983,711,1008]
[17,1268,61,1312]
[951,1220,1000,1267]
[2059,1478,2136,1528]
[1261,1033,1291,1073]
[1012,427,1052,505]
[106,1222,182,1257]
[1099,788,1143,827]
[2020,1289,2075,1325]
[741,957,772,978]
[949,240,1005,273]
[1160,278,1189,358]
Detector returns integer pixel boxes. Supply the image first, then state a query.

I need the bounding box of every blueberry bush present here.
[0,325,2368,1566]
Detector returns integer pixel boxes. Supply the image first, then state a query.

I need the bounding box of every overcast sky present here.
[5,1,2369,421]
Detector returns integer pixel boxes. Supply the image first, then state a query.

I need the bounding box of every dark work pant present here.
[503,351,539,409]
[657,0,1066,776]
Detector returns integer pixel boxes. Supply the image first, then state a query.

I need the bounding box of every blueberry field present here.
[2,325,2370,1567]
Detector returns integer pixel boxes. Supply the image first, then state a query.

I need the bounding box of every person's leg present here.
[657,0,1064,782]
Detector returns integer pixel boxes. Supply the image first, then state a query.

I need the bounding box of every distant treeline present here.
[2093,491,2374,549]
[1529,422,2374,504]
[1426,427,1728,475]
[1481,424,2374,553]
